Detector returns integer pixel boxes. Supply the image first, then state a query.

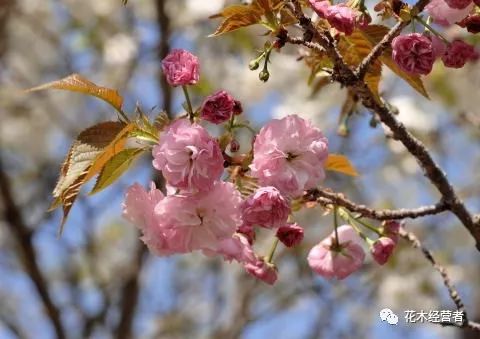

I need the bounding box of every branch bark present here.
[305,188,449,220]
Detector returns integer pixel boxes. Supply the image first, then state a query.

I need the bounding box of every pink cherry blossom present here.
[152,119,224,192]
[309,0,329,18]
[325,4,357,35]
[152,181,243,254]
[244,259,278,285]
[444,0,472,9]
[370,237,396,265]
[392,33,434,75]
[250,115,329,197]
[442,40,477,68]
[200,90,236,124]
[122,182,164,231]
[276,223,304,247]
[241,186,291,229]
[425,0,473,26]
[204,233,257,264]
[307,225,365,279]
[161,49,199,87]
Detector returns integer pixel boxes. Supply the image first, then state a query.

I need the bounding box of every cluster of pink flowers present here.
[122,49,339,284]
[309,0,369,35]
[392,33,477,75]
[390,0,479,75]
[307,221,400,279]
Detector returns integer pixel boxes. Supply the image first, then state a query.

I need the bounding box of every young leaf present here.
[85,122,136,181]
[90,148,144,195]
[210,5,262,36]
[325,154,359,177]
[27,73,124,112]
[50,121,129,233]
[359,25,429,98]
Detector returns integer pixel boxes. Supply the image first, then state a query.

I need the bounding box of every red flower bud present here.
[276,223,304,247]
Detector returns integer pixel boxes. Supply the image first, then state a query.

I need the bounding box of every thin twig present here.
[400,228,480,332]
[305,188,449,220]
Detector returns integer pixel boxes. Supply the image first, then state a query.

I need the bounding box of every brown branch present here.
[288,0,480,251]
[400,228,480,332]
[305,188,449,220]
[0,158,66,339]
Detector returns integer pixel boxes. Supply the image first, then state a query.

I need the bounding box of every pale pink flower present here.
[325,4,357,35]
[444,0,472,9]
[241,186,290,229]
[152,119,224,192]
[276,223,304,247]
[122,182,164,231]
[250,115,329,197]
[244,259,278,285]
[425,0,473,26]
[371,237,396,265]
[307,225,365,279]
[204,233,257,264]
[153,181,243,253]
[442,40,477,68]
[392,33,434,75]
[161,49,199,87]
[201,90,236,124]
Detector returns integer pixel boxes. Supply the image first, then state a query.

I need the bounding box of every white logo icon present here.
[380,308,399,325]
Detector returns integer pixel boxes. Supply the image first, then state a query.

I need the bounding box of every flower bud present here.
[249,60,260,70]
[241,186,290,229]
[259,69,270,82]
[276,223,304,247]
[200,90,236,124]
[458,14,480,34]
[370,237,396,265]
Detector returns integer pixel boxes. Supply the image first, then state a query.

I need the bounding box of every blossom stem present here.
[340,207,381,235]
[333,206,340,248]
[415,16,449,44]
[182,85,194,122]
[266,238,280,263]
[232,123,257,134]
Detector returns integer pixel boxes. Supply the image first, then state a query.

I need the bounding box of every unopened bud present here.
[249,60,260,70]
[259,69,270,82]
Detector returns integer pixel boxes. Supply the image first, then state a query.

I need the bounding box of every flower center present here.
[286,152,298,161]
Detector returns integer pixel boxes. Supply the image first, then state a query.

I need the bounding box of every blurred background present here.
[0,0,480,338]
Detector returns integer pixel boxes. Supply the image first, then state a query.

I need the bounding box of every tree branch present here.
[288,0,480,251]
[305,188,449,220]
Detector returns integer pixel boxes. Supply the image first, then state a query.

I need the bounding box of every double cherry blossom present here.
[123,49,398,285]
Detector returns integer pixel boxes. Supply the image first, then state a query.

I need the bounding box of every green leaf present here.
[27,73,124,112]
[90,148,144,195]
